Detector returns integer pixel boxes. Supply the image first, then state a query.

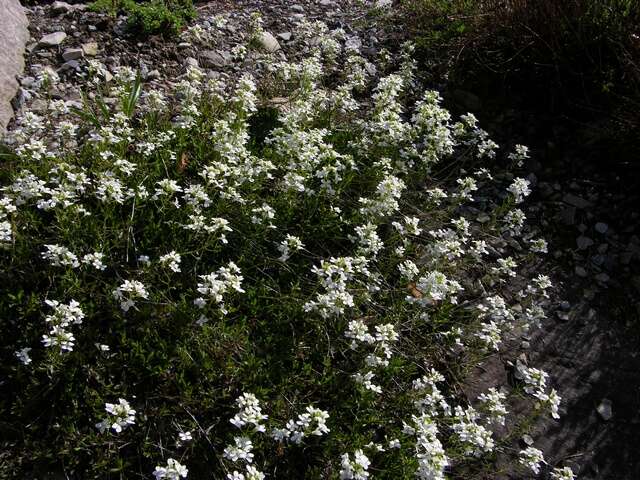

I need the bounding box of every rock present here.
[278,32,292,42]
[20,76,36,88]
[59,60,80,73]
[375,0,393,7]
[563,193,592,209]
[596,399,613,421]
[29,99,49,112]
[200,50,230,68]
[82,42,99,56]
[521,434,534,446]
[0,0,30,134]
[595,222,609,234]
[577,236,594,250]
[291,4,304,12]
[346,37,363,53]
[11,87,31,111]
[62,48,83,61]
[556,311,570,322]
[575,266,588,277]
[452,89,482,111]
[319,0,333,5]
[184,57,199,68]
[146,69,161,81]
[595,273,610,283]
[38,31,67,48]
[258,31,281,53]
[51,1,71,13]
[51,1,84,14]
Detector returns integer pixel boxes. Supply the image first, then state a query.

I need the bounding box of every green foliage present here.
[89,0,196,36]
[127,0,196,37]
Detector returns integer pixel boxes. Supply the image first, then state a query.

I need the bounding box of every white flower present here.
[178,431,193,443]
[159,251,182,272]
[230,393,268,433]
[82,252,107,270]
[41,244,79,268]
[529,238,548,254]
[113,280,149,312]
[15,347,32,365]
[452,406,494,454]
[398,259,419,280]
[353,371,382,394]
[277,234,304,262]
[96,398,136,434]
[153,458,188,479]
[340,449,370,480]
[507,178,532,203]
[244,466,265,480]
[477,388,508,425]
[519,446,545,474]
[223,436,254,463]
[551,466,575,480]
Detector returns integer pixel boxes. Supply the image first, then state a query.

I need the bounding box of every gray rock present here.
[319,0,333,5]
[11,87,31,111]
[20,76,35,88]
[521,434,534,446]
[453,89,482,111]
[563,193,592,209]
[291,4,304,12]
[200,50,229,68]
[59,59,80,72]
[278,32,292,42]
[52,1,71,13]
[0,0,30,134]
[595,222,609,234]
[577,236,594,250]
[258,31,281,53]
[345,36,363,51]
[375,0,393,7]
[62,48,83,61]
[596,399,613,421]
[38,31,67,47]
[146,69,161,80]
[51,1,84,14]
[575,266,588,277]
[82,42,99,56]
[184,57,199,68]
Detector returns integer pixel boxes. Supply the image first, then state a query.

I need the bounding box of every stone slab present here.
[0,0,30,135]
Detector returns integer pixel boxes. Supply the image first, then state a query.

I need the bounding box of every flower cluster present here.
[95,398,136,434]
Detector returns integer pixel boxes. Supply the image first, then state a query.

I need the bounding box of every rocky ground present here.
[465,112,640,478]
[10,0,387,123]
[3,1,640,478]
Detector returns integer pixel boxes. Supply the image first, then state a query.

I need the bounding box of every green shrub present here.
[89,0,196,36]
[127,0,196,37]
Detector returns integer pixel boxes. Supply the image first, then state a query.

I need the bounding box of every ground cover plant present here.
[89,0,196,36]
[1,17,575,480]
